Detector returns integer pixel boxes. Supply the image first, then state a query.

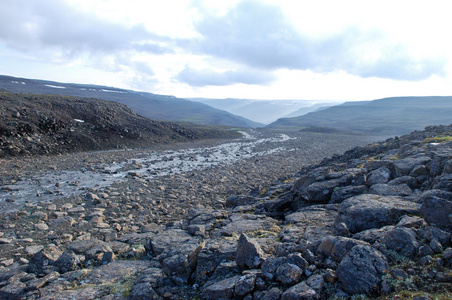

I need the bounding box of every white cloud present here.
[0,0,451,100]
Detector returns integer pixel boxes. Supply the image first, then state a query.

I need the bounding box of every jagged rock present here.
[29,245,63,275]
[317,236,369,262]
[26,271,60,291]
[236,233,264,269]
[281,281,317,300]
[147,229,194,256]
[83,260,151,285]
[84,243,115,263]
[393,156,432,176]
[429,239,443,254]
[55,250,81,273]
[66,239,104,254]
[335,194,420,234]
[336,245,388,295]
[262,287,283,300]
[262,256,286,281]
[286,253,309,270]
[369,183,412,196]
[128,282,160,300]
[234,273,256,297]
[211,214,279,238]
[323,269,338,284]
[352,226,394,244]
[417,226,451,245]
[39,286,110,300]
[383,227,419,257]
[202,275,241,300]
[0,281,27,299]
[388,175,417,189]
[419,245,434,257]
[276,263,303,286]
[419,189,452,229]
[298,179,342,203]
[366,166,392,186]
[330,185,367,204]
[306,274,324,293]
[194,238,236,284]
[396,215,428,229]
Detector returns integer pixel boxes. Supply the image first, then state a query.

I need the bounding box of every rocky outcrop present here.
[1,125,452,299]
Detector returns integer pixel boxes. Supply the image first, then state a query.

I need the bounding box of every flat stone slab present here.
[83,260,151,285]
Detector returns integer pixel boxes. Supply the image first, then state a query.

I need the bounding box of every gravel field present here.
[0,130,382,215]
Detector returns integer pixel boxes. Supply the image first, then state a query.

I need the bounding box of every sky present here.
[0,0,451,101]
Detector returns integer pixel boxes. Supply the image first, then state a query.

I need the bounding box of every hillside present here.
[0,75,260,128]
[0,92,240,157]
[267,96,452,135]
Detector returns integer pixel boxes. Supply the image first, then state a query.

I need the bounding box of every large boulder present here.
[419,189,452,230]
[383,227,419,257]
[236,233,264,269]
[317,236,369,262]
[336,245,388,295]
[148,229,205,284]
[335,194,420,233]
[393,156,432,176]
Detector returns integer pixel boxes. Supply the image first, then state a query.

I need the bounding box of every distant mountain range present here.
[0,75,261,128]
[267,96,452,135]
[188,98,338,124]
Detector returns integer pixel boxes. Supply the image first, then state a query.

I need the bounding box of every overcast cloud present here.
[0,0,451,100]
[189,0,445,81]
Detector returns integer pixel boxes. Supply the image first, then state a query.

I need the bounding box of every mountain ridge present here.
[0,75,261,128]
[267,96,452,135]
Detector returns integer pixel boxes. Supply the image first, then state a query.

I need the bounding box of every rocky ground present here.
[0,126,451,299]
[0,91,240,157]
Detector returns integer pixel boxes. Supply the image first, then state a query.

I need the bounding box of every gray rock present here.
[419,189,452,229]
[55,250,81,273]
[262,287,283,300]
[193,238,236,283]
[418,226,451,244]
[299,179,342,203]
[388,176,417,189]
[393,156,431,176]
[84,260,151,285]
[276,263,303,286]
[317,236,369,262]
[383,227,419,257]
[286,253,309,270]
[236,233,264,269]
[281,281,317,300]
[0,281,27,299]
[67,239,104,254]
[429,239,443,254]
[234,273,256,297]
[369,183,412,197]
[330,185,367,204]
[127,282,159,300]
[352,226,394,244]
[202,275,241,300]
[336,245,388,295]
[148,229,193,256]
[262,257,285,281]
[366,166,392,186]
[396,215,428,229]
[29,245,63,275]
[335,194,420,233]
[306,274,324,293]
[418,245,434,257]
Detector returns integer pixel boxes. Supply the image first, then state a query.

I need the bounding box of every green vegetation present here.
[422,135,452,144]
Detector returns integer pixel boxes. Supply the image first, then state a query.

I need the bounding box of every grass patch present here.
[422,135,452,144]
